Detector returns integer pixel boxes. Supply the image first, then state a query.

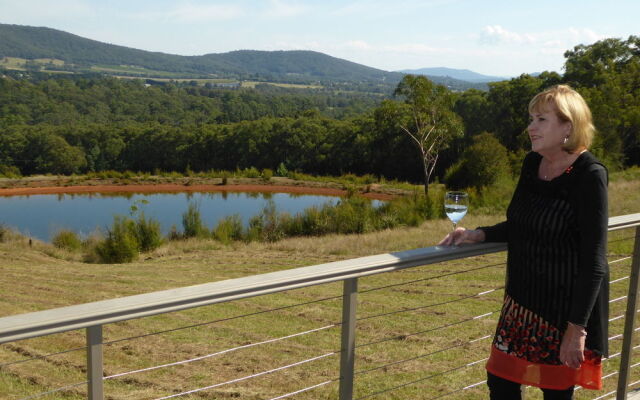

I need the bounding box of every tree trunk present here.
[422,158,430,197]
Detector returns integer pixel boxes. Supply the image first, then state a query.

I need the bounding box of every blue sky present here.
[1,0,638,77]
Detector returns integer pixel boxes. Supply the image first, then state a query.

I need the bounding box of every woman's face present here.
[527,105,572,156]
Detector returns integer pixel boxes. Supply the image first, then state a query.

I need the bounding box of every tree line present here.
[1,36,638,189]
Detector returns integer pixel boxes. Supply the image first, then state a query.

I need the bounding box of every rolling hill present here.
[0,23,403,85]
[0,23,498,90]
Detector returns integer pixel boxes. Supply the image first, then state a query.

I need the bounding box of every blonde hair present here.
[528,84,595,152]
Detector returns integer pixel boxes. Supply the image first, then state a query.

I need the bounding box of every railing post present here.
[87,325,104,400]
[339,278,358,400]
[617,227,640,400]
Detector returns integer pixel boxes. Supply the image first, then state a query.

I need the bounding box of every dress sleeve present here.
[568,164,608,326]
[478,221,507,242]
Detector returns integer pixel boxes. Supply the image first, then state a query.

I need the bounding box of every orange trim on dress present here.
[486,346,602,390]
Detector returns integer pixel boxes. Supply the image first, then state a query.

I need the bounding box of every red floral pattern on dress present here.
[493,295,601,366]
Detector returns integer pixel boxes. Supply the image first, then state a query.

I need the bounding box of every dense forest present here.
[0,35,638,187]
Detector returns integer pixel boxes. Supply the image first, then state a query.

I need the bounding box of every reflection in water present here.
[0,191,376,242]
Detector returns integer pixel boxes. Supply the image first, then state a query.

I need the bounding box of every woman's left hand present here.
[559,323,587,369]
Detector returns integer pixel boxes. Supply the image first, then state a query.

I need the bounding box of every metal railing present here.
[0,213,639,399]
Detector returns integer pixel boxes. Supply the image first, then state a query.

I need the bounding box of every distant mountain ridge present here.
[398,67,508,83]
[0,23,404,85]
[0,23,500,90]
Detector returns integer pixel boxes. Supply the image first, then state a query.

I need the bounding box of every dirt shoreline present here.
[0,182,395,200]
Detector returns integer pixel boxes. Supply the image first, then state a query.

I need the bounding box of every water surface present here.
[0,191,352,242]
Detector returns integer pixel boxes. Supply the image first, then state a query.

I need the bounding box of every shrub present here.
[94,216,139,263]
[362,174,378,184]
[276,162,289,177]
[213,214,244,244]
[261,168,273,182]
[135,212,163,251]
[0,164,21,178]
[243,167,261,178]
[445,133,511,190]
[0,224,12,243]
[182,202,208,238]
[52,229,82,251]
[258,201,287,242]
[168,224,181,241]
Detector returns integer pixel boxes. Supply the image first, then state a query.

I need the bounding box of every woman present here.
[440,85,608,399]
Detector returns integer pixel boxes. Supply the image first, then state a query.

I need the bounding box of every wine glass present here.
[444,191,469,232]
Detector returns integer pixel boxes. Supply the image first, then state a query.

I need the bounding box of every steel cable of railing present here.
[111,262,506,349]
[353,357,489,400]
[266,379,337,400]
[0,344,86,368]
[103,293,344,346]
[358,262,506,295]
[355,309,499,350]
[126,267,503,397]
[136,271,590,399]
[425,379,488,399]
[610,295,628,304]
[0,293,344,370]
[608,325,640,342]
[152,351,338,400]
[610,256,633,264]
[357,287,502,323]
[4,262,505,369]
[104,272,502,381]
[355,334,491,377]
[10,324,341,400]
[608,234,638,244]
[116,292,500,394]
[17,381,87,400]
[610,276,630,285]
[588,361,640,399]
[604,342,640,360]
[105,324,338,380]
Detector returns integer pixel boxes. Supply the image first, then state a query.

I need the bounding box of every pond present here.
[0,191,375,242]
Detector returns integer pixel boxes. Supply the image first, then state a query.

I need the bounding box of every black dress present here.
[481,151,608,390]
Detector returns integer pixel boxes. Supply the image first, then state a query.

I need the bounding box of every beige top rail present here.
[1,213,639,344]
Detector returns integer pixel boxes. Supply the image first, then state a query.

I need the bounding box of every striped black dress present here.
[480,151,609,390]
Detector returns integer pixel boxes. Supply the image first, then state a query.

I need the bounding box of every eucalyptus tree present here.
[389,74,463,195]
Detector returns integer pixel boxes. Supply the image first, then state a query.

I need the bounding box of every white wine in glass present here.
[444,191,469,231]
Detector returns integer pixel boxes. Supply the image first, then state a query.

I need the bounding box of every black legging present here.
[487,372,575,400]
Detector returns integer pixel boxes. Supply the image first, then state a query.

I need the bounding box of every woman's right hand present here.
[438,228,485,246]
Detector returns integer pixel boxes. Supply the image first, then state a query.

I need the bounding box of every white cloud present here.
[479,25,536,45]
[567,27,602,44]
[479,25,604,49]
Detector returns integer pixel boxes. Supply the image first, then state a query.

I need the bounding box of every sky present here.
[1,0,638,77]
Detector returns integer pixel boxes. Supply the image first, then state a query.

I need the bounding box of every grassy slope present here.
[0,178,639,399]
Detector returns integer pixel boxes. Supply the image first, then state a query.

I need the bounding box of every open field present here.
[0,178,639,399]
[1,57,325,89]
[1,57,66,70]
